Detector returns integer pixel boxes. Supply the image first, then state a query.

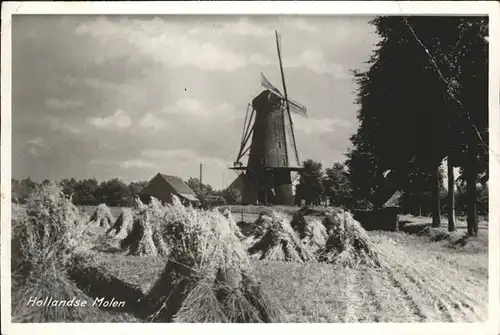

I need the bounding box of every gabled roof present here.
[228,175,245,192]
[158,173,196,195]
[383,190,403,208]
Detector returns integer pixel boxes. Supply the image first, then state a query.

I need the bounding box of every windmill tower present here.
[230,31,308,206]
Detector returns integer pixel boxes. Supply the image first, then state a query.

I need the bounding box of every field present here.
[12,203,489,323]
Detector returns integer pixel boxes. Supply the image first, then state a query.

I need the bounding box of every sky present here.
[12,15,380,189]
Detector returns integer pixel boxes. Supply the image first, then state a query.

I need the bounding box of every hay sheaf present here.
[107,198,169,256]
[107,208,135,240]
[141,196,286,323]
[121,210,158,256]
[11,183,99,322]
[290,212,328,251]
[221,208,245,240]
[89,203,114,229]
[317,209,381,268]
[145,197,170,256]
[247,211,314,263]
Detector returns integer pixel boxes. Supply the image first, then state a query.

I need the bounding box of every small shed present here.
[140,173,199,206]
[353,191,403,232]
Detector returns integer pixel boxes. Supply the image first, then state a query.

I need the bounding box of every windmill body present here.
[240,90,297,205]
[230,31,307,206]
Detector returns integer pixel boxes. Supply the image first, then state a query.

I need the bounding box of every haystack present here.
[317,209,380,267]
[120,210,159,256]
[221,208,245,240]
[11,183,99,322]
[146,197,170,256]
[141,196,286,323]
[89,203,114,229]
[117,198,169,256]
[247,211,314,263]
[106,208,134,240]
[290,212,328,250]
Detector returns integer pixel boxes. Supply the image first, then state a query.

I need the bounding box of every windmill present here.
[230,31,308,206]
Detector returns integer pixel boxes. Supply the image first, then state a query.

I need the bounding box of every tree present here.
[323,162,353,208]
[60,178,78,198]
[221,187,242,205]
[295,159,324,206]
[12,178,20,203]
[457,18,488,236]
[345,147,381,210]
[14,177,38,203]
[72,178,100,205]
[129,181,148,200]
[447,159,456,231]
[96,178,132,207]
[350,16,487,233]
[186,177,214,205]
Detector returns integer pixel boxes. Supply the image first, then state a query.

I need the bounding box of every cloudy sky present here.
[12,15,379,189]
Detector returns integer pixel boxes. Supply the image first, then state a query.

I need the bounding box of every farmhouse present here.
[227,174,246,194]
[140,173,199,206]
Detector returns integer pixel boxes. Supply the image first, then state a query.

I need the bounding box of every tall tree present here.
[221,187,242,205]
[186,177,214,204]
[447,159,456,231]
[323,162,353,208]
[96,178,132,207]
[129,181,148,201]
[457,18,488,236]
[295,159,324,206]
[73,178,100,205]
[350,16,487,232]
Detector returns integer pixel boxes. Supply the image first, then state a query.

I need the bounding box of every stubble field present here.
[11,202,488,323]
[71,205,489,323]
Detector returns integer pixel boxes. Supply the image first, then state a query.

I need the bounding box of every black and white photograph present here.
[1,1,499,333]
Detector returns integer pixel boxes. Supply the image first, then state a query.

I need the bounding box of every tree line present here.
[11,176,242,208]
[294,159,488,217]
[12,177,148,207]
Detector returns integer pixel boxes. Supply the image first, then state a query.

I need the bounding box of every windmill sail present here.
[260,73,283,97]
[261,72,307,117]
[283,108,301,168]
[275,30,301,169]
[288,98,307,117]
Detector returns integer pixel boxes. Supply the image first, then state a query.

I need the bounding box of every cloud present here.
[294,117,353,134]
[28,137,45,146]
[172,98,208,117]
[88,110,132,129]
[285,50,350,78]
[48,116,82,134]
[187,17,273,37]
[121,159,158,169]
[12,16,379,188]
[74,17,271,72]
[23,137,48,156]
[293,19,320,33]
[45,98,83,111]
[138,112,168,131]
[214,102,239,121]
[162,99,239,120]
[142,149,228,168]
